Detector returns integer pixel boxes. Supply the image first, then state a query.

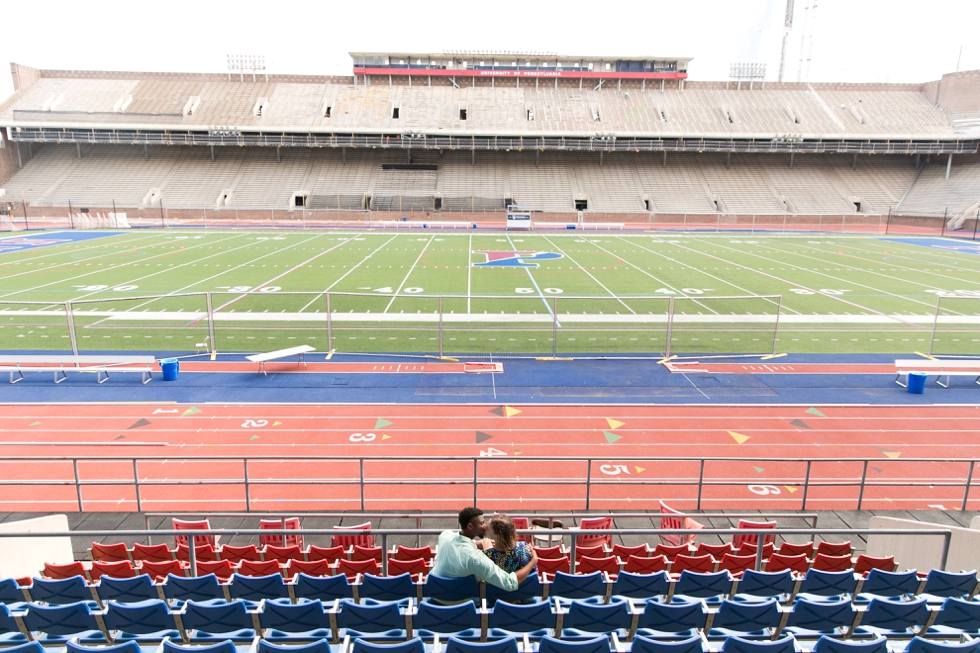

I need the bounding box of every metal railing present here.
[0,454,976,513]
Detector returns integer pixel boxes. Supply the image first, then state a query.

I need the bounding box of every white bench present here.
[895,358,980,388]
[0,355,156,385]
[246,345,316,375]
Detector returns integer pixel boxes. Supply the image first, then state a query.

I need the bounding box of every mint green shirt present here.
[431,530,519,591]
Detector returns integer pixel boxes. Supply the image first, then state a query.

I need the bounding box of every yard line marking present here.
[296,233,397,312]
[467,234,473,315]
[505,233,555,320]
[384,235,434,313]
[540,236,635,314]
[0,233,246,301]
[683,236,924,328]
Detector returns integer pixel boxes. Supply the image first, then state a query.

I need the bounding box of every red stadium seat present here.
[90,560,137,580]
[43,562,89,581]
[175,544,219,563]
[264,545,305,564]
[623,554,668,575]
[659,501,704,547]
[308,545,346,564]
[574,545,608,561]
[816,541,853,557]
[652,544,691,561]
[388,557,428,579]
[238,559,283,577]
[537,556,571,578]
[220,545,261,564]
[670,554,715,576]
[778,541,814,557]
[575,517,613,549]
[735,542,775,559]
[732,520,777,549]
[172,518,218,549]
[335,558,380,580]
[286,559,331,579]
[533,546,564,559]
[259,517,304,548]
[855,555,895,575]
[351,545,383,563]
[141,560,186,581]
[765,553,810,575]
[392,546,434,563]
[696,543,735,559]
[611,544,649,561]
[132,543,174,563]
[577,555,621,578]
[331,522,374,549]
[512,517,533,544]
[90,542,131,563]
[197,560,235,581]
[811,553,853,573]
[717,553,756,577]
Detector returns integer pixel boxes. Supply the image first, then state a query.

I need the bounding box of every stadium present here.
[0,27,980,653]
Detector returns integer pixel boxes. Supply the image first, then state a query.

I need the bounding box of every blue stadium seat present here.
[919,570,980,605]
[559,596,632,639]
[811,636,887,653]
[611,572,669,600]
[96,574,161,603]
[162,574,225,606]
[102,598,181,642]
[2,643,44,653]
[718,636,798,653]
[629,634,705,653]
[923,597,980,638]
[258,639,340,653]
[855,569,920,603]
[361,574,418,602]
[351,637,425,653]
[904,638,980,653]
[259,598,332,642]
[487,598,556,638]
[851,596,930,639]
[672,571,733,606]
[294,573,354,602]
[28,576,99,607]
[67,641,143,653]
[0,604,30,644]
[635,598,707,641]
[0,579,28,609]
[22,601,107,643]
[413,599,481,638]
[422,575,480,604]
[733,570,795,603]
[796,570,858,603]
[444,635,520,653]
[228,573,290,604]
[335,598,410,638]
[162,637,239,653]
[706,599,781,640]
[538,634,611,653]
[486,574,543,604]
[548,572,606,599]
[782,597,856,639]
[179,598,257,642]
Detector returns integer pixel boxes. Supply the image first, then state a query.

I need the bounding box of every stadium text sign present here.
[354,67,686,80]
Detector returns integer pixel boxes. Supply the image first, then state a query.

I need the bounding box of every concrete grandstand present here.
[0,55,979,227]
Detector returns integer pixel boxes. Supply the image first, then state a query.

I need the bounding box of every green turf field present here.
[1,230,979,356]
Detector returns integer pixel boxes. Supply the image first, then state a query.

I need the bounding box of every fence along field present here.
[0,231,977,356]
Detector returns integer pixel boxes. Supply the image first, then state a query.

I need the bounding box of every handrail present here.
[2,454,977,513]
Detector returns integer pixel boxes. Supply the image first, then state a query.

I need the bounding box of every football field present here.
[1,229,979,356]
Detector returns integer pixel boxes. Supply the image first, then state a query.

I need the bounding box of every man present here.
[431,506,538,592]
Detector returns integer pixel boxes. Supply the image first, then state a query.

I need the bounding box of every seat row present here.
[3,568,978,611]
[2,593,980,648]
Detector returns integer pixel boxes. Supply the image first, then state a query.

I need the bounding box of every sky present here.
[1,0,978,101]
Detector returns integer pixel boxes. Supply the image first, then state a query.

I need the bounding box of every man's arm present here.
[513,549,538,585]
[465,546,519,591]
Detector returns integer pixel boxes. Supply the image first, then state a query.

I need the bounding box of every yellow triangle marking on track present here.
[606,419,625,430]
[272,421,282,426]
[729,431,750,445]
[503,406,522,418]
[882,451,901,458]
[635,466,646,474]
[381,434,391,441]
[784,486,798,493]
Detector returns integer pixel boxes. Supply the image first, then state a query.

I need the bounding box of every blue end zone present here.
[879,237,980,256]
[0,231,124,255]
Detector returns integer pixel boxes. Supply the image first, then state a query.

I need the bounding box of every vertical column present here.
[946,153,953,180]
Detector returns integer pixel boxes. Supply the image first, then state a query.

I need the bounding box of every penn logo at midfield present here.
[473,251,563,268]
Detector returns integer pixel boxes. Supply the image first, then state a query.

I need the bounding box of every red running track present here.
[0,403,978,513]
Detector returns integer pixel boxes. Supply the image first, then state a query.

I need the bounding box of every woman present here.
[484,513,536,597]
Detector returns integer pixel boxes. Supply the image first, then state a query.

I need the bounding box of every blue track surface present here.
[0,352,974,405]
[0,231,122,254]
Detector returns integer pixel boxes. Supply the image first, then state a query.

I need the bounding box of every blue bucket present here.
[160,358,180,382]
[907,371,927,394]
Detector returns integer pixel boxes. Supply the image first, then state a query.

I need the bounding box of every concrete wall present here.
[936,70,980,114]
[0,514,73,578]
[867,516,980,573]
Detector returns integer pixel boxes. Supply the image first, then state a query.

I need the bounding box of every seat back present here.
[786,597,856,632]
[765,553,810,575]
[103,598,178,635]
[91,560,137,580]
[97,574,160,603]
[175,544,219,563]
[91,542,131,563]
[538,635,610,653]
[854,555,896,575]
[446,636,520,653]
[778,541,814,557]
[293,573,353,601]
[263,544,304,564]
[196,560,235,581]
[330,522,374,549]
[23,602,100,636]
[487,598,555,633]
[611,570,669,599]
[905,639,980,653]
[142,560,186,582]
[335,597,406,632]
[811,636,887,653]
[735,569,795,599]
[816,541,853,557]
[257,598,327,633]
[860,596,929,631]
[672,554,716,575]
[719,636,796,653]
[388,557,428,579]
[132,543,174,563]
[238,559,282,578]
[414,599,481,634]
[576,517,613,549]
[574,545,607,562]
[219,545,260,564]
[228,573,289,601]
[734,542,775,559]
[180,599,254,634]
[624,555,668,575]
[812,554,853,573]
[393,546,434,562]
[717,554,756,576]
[30,576,94,604]
[336,558,380,580]
[162,573,225,602]
[43,561,88,581]
[422,574,480,604]
[710,598,780,632]
[798,569,857,598]
[611,544,649,560]
[359,573,416,602]
[562,596,632,632]
[631,635,704,653]
[258,517,304,548]
[486,573,544,604]
[537,556,571,577]
[351,639,423,653]
[860,568,920,598]
[673,570,733,600]
[549,571,605,599]
[932,597,980,630]
[352,545,383,562]
[172,518,215,549]
[922,569,980,599]
[286,559,331,579]
[652,544,690,561]
[512,517,533,544]
[696,543,735,559]
[308,545,346,563]
[637,597,707,631]
[534,546,564,559]
[658,501,702,547]
[577,555,620,577]
[731,520,777,549]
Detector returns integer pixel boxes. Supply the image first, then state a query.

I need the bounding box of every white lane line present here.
[540,235,635,314]
[467,234,473,315]
[505,233,555,319]
[384,235,434,313]
[296,233,398,312]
